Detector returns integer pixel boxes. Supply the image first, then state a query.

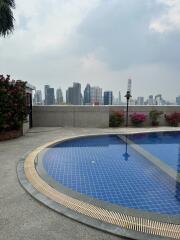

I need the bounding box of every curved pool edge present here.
[17,132,180,240]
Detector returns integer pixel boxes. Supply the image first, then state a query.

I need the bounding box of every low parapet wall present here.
[32,105,180,128]
[32,106,109,128]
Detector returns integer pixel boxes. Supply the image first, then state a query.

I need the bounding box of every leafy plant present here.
[130,113,146,127]
[165,112,180,127]
[0,0,15,37]
[149,110,163,126]
[0,74,27,132]
[109,111,124,127]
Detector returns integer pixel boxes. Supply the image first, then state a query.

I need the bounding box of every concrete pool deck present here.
[0,126,180,240]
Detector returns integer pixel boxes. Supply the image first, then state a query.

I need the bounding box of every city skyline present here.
[33,81,180,106]
[33,77,179,104]
[0,1,180,101]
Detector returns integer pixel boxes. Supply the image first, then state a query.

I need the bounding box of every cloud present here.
[0,0,179,101]
[150,0,180,32]
[72,0,180,70]
[0,0,101,56]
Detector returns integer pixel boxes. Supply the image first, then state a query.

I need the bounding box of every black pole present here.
[29,93,33,128]
[126,98,129,127]
[124,90,131,128]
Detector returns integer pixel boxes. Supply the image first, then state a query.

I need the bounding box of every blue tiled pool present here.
[128,131,180,172]
[42,133,180,216]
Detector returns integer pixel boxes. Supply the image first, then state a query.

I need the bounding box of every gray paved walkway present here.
[1,127,179,240]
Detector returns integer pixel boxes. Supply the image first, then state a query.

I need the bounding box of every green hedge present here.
[0,75,27,132]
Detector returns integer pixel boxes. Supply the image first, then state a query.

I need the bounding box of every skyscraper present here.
[84,84,91,105]
[176,96,180,105]
[33,90,43,105]
[148,95,154,105]
[56,88,63,104]
[66,87,73,104]
[127,78,132,93]
[44,85,50,105]
[66,82,81,105]
[136,96,144,105]
[73,82,81,105]
[90,87,102,105]
[104,91,113,105]
[155,94,162,105]
[118,91,121,104]
[46,87,55,105]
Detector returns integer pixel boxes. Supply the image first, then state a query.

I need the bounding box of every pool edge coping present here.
[17,130,180,240]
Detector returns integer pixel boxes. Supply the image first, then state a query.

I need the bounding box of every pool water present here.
[42,133,180,215]
[128,131,180,172]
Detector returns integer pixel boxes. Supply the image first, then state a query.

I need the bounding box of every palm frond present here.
[0,0,15,37]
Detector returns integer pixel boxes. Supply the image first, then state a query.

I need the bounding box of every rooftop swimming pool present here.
[19,130,180,240]
[128,131,180,172]
[41,132,180,216]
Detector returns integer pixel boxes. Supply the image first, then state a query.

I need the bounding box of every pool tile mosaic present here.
[128,131,180,172]
[42,135,180,215]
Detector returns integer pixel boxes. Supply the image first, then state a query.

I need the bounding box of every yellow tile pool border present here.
[23,134,180,240]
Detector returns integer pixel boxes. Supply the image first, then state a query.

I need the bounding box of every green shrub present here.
[165,112,180,127]
[109,111,124,127]
[0,75,27,132]
[149,110,163,126]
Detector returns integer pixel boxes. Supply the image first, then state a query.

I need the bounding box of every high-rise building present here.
[129,99,136,105]
[33,90,43,105]
[104,91,113,105]
[118,91,122,104]
[72,82,81,105]
[90,87,102,105]
[127,78,132,93]
[66,82,81,105]
[56,88,63,104]
[148,95,154,105]
[176,96,180,105]
[136,96,144,105]
[66,87,73,104]
[44,85,50,105]
[155,94,162,105]
[84,84,91,105]
[46,87,55,105]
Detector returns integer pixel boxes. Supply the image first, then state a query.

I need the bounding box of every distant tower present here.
[127,78,132,93]
[90,87,102,105]
[104,91,113,105]
[33,90,42,105]
[84,84,91,105]
[118,91,121,104]
[44,85,50,105]
[46,87,55,105]
[148,95,154,105]
[155,94,162,105]
[56,88,63,104]
[66,82,81,105]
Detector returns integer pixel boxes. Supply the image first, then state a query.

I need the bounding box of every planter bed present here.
[0,129,22,141]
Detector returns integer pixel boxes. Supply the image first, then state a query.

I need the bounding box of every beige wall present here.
[33,106,109,127]
[32,105,180,128]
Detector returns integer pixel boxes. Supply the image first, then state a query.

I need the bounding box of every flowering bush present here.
[109,111,124,127]
[149,110,163,126]
[130,113,146,126]
[0,75,27,132]
[165,112,180,127]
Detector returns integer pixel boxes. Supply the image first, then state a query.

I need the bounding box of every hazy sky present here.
[0,0,180,101]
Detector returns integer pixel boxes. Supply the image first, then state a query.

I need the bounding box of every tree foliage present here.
[0,75,27,132]
[0,0,15,37]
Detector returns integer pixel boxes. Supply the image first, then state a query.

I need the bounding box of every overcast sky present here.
[0,0,180,101]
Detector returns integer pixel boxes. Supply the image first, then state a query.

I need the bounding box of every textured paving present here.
[0,127,179,240]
